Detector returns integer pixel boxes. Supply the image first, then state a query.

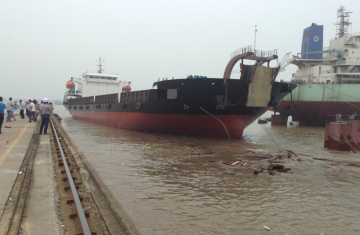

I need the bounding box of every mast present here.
[97,57,105,74]
[254,25,258,53]
[336,6,352,38]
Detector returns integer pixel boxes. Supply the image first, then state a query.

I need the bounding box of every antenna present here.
[254,25,258,54]
[96,57,105,74]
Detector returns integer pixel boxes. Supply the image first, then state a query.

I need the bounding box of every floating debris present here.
[230,161,241,166]
[258,118,268,124]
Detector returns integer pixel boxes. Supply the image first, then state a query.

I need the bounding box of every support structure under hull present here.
[277,100,360,126]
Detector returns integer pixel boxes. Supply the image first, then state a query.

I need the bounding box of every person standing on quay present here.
[0,97,6,134]
[34,100,40,120]
[6,97,13,122]
[39,98,54,134]
[28,99,36,122]
[25,100,30,117]
[19,100,25,119]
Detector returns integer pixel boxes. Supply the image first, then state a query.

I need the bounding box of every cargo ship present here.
[64,50,296,139]
[275,6,360,126]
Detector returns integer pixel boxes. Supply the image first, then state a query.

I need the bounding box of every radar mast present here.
[335,6,353,38]
[97,57,105,74]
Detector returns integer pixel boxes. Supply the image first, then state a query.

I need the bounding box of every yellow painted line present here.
[0,123,31,166]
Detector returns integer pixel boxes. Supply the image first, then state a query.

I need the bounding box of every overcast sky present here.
[1,0,359,101]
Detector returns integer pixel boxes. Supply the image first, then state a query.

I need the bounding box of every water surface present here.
[55,105,360,234]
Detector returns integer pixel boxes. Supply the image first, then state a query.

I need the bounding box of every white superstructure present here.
[63,58,131,103]
[70,72,130,97]
[288,7,360,84]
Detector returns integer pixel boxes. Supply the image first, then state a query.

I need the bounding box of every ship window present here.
[113,77,116,80]
[107,77,112,80]
[319,67,321,74]
[90,76,94,78]
[101,77,105,79]
[95,77,100,79]
[303,31,310,39]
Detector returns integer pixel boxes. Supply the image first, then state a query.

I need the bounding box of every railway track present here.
[49,118,95,235]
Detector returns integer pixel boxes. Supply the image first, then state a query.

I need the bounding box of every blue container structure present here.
[301,24,323,59]
[187,75,207,79]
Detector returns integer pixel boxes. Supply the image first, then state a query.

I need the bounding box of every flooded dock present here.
[0,108,359,234]
[57,107,360,234]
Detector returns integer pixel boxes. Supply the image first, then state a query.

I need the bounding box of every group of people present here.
[0,97,54,135]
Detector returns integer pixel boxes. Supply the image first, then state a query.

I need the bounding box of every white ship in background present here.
[276,6,360,126]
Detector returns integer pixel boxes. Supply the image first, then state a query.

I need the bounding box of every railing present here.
[95,93,118,104]
[327,114,360,122]
[230,46,278,59]
[335,60,360,65]
[330,32,360,42]
[120,90,150,104]
[230,46,253,58]
[68,96,94,105]
[253,49,278,58]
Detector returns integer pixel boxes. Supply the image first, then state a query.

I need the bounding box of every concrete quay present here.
[0,117,60,235]
[0,116,137,235]
[0,118,36,217]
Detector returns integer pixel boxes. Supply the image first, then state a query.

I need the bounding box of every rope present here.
[199,107,231,139]
[345,101,360,110]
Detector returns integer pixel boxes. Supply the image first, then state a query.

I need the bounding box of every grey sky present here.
[1,0,359,101]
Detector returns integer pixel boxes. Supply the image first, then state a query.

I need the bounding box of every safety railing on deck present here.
[230,46,278,59]
[327,114,360,122]
[95,93,119,104]
[120,90,150,104]
[68,96,94,105]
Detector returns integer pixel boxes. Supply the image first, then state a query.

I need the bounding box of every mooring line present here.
[200,107,231,139]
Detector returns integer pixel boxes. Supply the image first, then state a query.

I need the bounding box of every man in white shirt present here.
[19,100,25,119]
[39,98,54,134]
[6,97,13,122]
[28,99,37,123]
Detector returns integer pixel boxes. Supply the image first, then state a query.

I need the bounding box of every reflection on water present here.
[55,105,360,234]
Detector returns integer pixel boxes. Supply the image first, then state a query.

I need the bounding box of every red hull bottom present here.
[277,101,360,126]
[70,111,257,139]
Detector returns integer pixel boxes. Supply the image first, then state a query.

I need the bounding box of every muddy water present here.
[55,105,360,235]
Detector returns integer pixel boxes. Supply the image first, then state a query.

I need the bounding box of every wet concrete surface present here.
[55,106,360,234]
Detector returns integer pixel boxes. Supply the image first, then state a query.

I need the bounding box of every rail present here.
[50,118,91,235]
[326,114,360,122]
[230,46,278,59]
[120,90,150,103]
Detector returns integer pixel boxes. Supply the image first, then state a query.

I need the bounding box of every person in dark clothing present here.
[0,97,6,134]
[19,100,25,119]
[39,98,54,134]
